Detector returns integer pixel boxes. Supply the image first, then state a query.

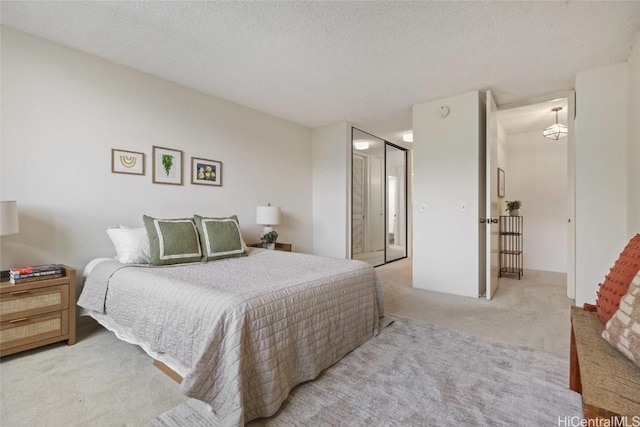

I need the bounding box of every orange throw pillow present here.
[596,234,640,324]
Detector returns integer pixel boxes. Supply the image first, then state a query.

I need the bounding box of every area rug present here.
[153,317,582,426]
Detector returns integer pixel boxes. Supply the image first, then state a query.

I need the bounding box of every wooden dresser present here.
[0,265,76,357]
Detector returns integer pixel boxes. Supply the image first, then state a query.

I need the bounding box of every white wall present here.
[504,130,568,273]
[413,91,482,298]
[0,28,313,274]
[575,63,629,306]
[311,122,350,258]
[628,32,640,236]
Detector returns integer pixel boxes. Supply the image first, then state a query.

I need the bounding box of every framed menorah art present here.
[111,149,145,175]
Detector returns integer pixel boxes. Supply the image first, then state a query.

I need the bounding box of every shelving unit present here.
[499,216,523,279]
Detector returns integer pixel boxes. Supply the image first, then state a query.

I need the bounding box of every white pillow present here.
[106,226,150,264]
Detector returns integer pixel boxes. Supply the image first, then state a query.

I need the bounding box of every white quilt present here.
[78,249,382,426]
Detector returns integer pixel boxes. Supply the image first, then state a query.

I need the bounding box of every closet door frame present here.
[350,127,408,266]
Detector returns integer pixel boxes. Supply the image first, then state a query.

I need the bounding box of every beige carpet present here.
[379,259,573,357]
[0,258,576,426]
[154,317,582,426]
[0,325,187,427]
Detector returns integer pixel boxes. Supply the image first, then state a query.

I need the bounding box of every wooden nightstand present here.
[249,242,292,252]
[0,265,76,357]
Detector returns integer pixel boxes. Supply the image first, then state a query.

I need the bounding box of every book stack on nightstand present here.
[1,264,76,357]
[10,264,62,284]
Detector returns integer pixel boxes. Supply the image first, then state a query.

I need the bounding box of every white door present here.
[486,90,500,300]
[369,156,385,252]
[352,154,365,255]
[567,91,576,299]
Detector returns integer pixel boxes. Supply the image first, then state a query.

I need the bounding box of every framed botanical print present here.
[153,146,183,185]
[191,157,222,186]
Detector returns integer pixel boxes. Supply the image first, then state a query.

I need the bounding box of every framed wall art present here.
[153,146,183,185]
[191,157,222,186]
[497,167,505,198]
[111,149,144,175]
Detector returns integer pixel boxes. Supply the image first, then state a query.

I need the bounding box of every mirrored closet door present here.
[351,128,407,267]
[385,143,407,263]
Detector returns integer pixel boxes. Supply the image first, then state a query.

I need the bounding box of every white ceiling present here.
[499,98,568,135]
[1,1,639,144]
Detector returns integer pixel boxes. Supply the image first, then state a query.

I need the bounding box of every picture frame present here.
[111,149,145,175]
[152,146,183,185]
[497,167,505,198]
[191,157,222,186]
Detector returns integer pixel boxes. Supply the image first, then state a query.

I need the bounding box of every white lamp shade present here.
[256,205,281,226]
[0,201,19,236]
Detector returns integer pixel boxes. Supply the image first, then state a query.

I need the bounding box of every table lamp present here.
[1,200,19,279]
[256,203,280,236]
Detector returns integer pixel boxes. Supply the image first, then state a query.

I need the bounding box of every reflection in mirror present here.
[385,143,407,263]
[351,129,385,267]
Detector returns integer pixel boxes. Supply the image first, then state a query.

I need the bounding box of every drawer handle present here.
[9,290,29,296]
[9,317,29,324]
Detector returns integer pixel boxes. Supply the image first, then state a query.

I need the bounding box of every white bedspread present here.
[78,249,382,426]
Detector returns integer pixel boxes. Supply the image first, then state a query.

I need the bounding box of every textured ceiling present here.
[1,1,639,143]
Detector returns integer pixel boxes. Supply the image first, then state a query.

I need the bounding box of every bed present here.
[78,247,383,426]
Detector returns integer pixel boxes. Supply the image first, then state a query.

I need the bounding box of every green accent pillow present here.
[194,215,246,261]
[143,215,202,266]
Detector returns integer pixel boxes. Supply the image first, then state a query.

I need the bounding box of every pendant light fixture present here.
[543,107,568,141]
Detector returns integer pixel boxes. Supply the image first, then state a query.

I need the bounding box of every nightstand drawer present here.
[0,310,69,351]
[0,284,69,322]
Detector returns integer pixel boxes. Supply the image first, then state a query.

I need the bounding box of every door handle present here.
[480,218,498,224]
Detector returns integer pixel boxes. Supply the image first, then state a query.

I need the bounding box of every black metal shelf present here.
[499,216,523,279]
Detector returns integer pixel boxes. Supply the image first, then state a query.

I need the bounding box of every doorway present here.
[351,128,408,267]
[493,95,572,295]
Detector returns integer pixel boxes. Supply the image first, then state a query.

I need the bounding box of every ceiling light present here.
[543,107,568,141]
[403,132,413,143]
[354,140,369,150]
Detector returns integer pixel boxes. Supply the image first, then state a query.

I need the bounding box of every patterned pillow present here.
[142,215,202,266]
[596,234,640,324]
[194,215,247,262]
[602,272,640,368]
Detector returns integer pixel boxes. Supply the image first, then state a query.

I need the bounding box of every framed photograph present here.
[111,149,144,175]
[497,167,505,198]
[191,157,222,186]
[153,146,183,185]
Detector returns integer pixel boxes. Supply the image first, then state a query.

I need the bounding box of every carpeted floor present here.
[154,317,582,426]
[1,259,577,426]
